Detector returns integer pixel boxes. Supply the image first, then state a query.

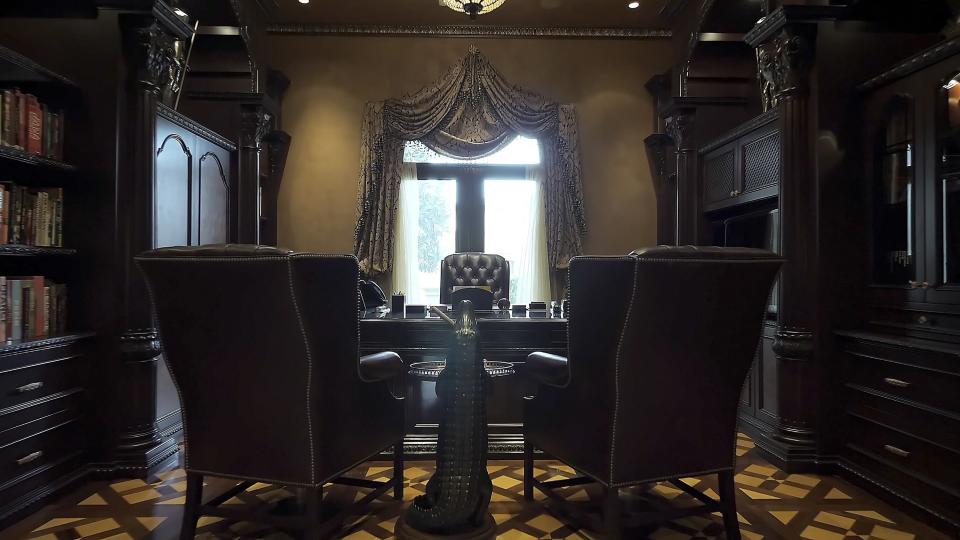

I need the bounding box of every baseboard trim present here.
[834,457,960,536]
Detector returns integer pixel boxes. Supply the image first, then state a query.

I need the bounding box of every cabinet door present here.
[739,125,781,203]
[925,68,960,305]
[866,80,927,305]
[155,117,195,248]
[702,142,738,209]
[194,138,231,246]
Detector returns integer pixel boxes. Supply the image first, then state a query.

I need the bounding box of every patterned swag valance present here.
[354,46,587,275]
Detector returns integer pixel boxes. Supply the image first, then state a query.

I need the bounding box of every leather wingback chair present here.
[439,253,510,304]
[136,245,406,539]
[523,246,783,540]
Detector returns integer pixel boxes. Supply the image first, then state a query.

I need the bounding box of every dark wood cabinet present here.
[863,49,960,339]
[155,105,234,249]
[838,38,960,534]
[700,110,780,213]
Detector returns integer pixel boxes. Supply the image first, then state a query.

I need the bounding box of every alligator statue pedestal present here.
[397,301,510,540]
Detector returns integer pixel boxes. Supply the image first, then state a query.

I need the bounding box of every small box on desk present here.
[391,293,405,314]
[405,305,427,316]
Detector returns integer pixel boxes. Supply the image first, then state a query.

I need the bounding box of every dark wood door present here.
[195,139,231,245]
[155,114,233,248]
[154,118,195,249]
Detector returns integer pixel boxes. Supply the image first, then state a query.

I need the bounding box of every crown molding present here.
[267,23,671,40]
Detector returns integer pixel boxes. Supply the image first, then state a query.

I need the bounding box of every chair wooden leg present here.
[523,438,534,501]
[393,441,405,501]
[180,473,202,540]
[718,471,741,540]
[303,486,322,540]
[603,486,622,540]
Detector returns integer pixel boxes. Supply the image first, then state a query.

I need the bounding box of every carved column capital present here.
[756,24,816,111]
[239,107,273,149]
[666,111,695,150]
[122,16,187,106]
[643,133,674,179]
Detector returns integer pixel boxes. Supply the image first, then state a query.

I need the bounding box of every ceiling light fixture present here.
[442,0,508,20]
[298,0,309,4]
[628,1,641,8]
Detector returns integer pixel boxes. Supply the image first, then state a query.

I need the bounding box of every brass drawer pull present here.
[883,378,911,388]
[884,445,911,458]
[16,381,44,393]
[15,451,43,466]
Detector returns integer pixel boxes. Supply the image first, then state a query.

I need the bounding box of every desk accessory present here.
[497,298,510,310]
[511,305,527,314]
[528,301,547,311]
[551,301,562,315]
[391,292,405,314]
[405,304,427,316]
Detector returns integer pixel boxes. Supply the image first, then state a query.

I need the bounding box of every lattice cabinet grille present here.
[704,149,736,204]
[743,132,781,194]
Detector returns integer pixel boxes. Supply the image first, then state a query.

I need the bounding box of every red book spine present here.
[0,186,6,244]
[1,90,12,146]
[32,276,44,338]
[26,96,42,155]
[15,90,26,149]
[0,277,6,342]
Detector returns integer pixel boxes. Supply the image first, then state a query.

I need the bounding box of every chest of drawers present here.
[0,335,92,526]
[836,331,960,533]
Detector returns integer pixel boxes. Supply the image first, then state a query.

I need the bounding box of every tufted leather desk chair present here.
[439,252,510,304]
[136,245,406,539]
[522,246,783,540]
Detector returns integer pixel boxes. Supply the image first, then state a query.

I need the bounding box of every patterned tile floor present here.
[5,434,950,539]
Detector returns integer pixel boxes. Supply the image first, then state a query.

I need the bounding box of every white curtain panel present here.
[391,163,422,302]
[483,166,551,305]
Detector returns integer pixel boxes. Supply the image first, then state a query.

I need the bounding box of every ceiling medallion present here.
[442,0,508,19]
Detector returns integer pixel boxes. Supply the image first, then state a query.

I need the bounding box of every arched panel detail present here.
[155,133,193,248]
[197,151,230,245]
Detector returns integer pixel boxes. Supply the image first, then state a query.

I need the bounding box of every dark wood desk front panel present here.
[360,310,567,456]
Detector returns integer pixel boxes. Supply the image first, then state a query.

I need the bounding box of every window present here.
[393,136,550,305]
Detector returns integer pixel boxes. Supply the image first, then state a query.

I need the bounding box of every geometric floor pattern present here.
[6,434,951,539]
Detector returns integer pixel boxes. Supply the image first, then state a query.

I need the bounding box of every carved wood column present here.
[237,105,272,244]
[111,7,191,476]
[665,107,698,244]
[260,130,291,246]
[750,22,820,468]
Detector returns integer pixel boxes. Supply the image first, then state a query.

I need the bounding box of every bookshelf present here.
[0,331,93,354]
[0,245,75,256]
[0,145,75,171]
[0,44,78,89]
[0,42,92,526]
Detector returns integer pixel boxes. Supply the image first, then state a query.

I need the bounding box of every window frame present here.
[415,163,529,253]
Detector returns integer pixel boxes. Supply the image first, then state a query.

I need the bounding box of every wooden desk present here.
[360,309,567,457]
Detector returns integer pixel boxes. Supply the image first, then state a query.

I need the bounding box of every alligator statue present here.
[402,300,494,537]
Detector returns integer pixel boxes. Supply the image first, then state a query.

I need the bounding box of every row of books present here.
[0,88,65,160]
[0,276,66,342]
[0,183,63,246]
